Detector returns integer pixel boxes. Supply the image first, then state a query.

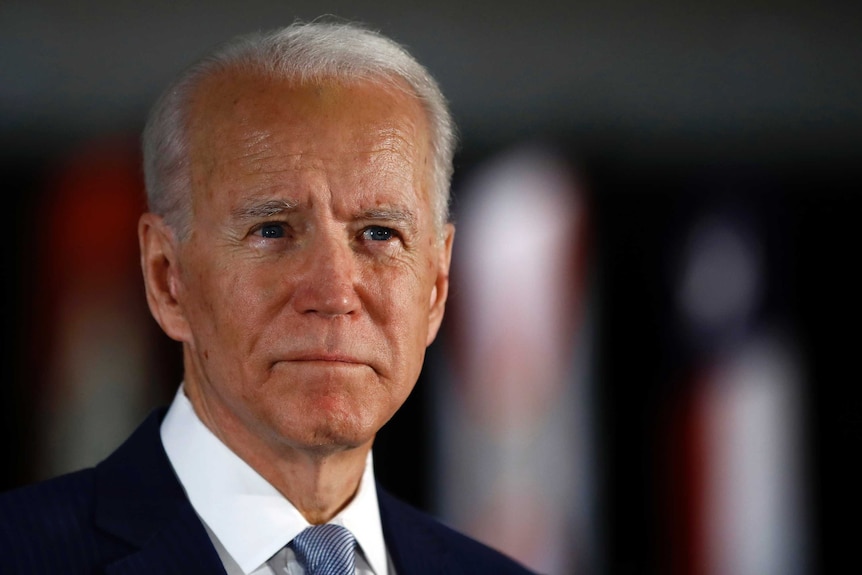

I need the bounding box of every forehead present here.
[193,68,426,129]
[182,70,437,226]
[186,70,431,193]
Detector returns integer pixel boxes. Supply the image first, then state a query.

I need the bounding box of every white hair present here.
[142,20,456,239]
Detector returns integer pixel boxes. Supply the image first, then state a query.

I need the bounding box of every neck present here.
[260,446,371,524]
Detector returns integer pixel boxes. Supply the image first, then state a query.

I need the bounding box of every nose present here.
[291,229,361,317]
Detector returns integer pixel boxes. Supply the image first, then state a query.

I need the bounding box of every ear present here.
[425,223,455,346]
[138,212,192,343]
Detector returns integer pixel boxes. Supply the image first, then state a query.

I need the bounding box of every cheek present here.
[183,262,270,352]
[380,266,435,357]
[220,269,289,348]
[367,260,427,314]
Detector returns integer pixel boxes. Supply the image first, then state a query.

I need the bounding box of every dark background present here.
[2,2,861,573]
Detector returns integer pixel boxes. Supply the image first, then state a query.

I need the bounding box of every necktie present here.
[290,524,356,575]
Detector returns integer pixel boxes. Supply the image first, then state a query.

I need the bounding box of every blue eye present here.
[363,226,394,241]
[259,223,285,238]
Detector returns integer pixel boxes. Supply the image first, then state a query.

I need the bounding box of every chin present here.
[288,427,376,458]
[277,404,381,455]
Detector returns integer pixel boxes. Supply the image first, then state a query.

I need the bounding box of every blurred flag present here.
[434,144,598,574]
[666,208,808,575]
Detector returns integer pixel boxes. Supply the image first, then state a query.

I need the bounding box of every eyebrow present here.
[230,198,419,234]
[231,198,300,221]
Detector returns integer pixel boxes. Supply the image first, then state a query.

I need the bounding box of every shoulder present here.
[0,468,96,530]
[0,410,168,572]
[378,489,538,575]
[0,468,105,571]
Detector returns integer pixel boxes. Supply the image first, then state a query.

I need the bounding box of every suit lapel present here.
[104,506,225,575]
[378,488,453,575]
[94,410,226,575]
[95,412,467,574]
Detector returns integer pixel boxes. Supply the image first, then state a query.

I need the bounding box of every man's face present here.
[152,72,452,459]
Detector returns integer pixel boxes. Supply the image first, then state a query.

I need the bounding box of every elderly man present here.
[0,21,535,575]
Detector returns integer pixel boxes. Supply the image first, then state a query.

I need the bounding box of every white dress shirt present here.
[160,386,394,575]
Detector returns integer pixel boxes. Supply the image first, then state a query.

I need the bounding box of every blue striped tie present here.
[290,524,356,575]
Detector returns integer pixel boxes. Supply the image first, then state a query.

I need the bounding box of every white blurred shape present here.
[457,146,580,425]
[704,334,807,575]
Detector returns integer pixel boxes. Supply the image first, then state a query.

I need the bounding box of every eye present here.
[258,223,286,238]
[362,226,395,242]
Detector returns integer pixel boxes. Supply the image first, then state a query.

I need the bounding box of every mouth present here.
[284,354,367,366]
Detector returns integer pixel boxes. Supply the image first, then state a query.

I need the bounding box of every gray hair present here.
[142,20,456,239]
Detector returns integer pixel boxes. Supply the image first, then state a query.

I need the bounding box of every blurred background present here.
[2,1,861,574]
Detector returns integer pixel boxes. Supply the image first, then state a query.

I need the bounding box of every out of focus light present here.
[703,335,807,575]
[677,216,762,340]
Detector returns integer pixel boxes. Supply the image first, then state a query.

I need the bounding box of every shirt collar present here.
[160,385,389,575]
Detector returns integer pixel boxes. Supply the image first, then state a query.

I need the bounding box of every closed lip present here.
[286,353,366,365]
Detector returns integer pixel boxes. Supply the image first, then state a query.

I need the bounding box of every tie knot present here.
[290,524,356,575]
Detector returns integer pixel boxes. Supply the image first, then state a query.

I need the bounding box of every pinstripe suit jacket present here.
[0,410,534,575]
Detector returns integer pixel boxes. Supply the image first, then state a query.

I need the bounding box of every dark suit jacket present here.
[0,410,535,574]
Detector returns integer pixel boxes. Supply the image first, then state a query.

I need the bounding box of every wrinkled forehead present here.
[184,69,435,214]
[187,69,431,158]
[195,71,427,154]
